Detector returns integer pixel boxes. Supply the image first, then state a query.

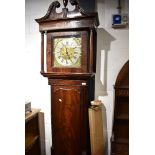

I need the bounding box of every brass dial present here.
[53,37,82,67]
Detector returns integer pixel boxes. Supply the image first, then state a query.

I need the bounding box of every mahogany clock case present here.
[35,1,99,155]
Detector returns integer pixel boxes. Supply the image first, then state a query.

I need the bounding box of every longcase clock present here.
[35,0,99,155]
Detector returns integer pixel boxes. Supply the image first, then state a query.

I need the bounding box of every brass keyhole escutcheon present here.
[59,99,62,102]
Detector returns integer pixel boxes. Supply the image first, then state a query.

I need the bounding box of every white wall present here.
[25,0,129,155]
[96,0,129,154]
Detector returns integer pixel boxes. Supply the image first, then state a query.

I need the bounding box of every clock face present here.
[53,36,82,67]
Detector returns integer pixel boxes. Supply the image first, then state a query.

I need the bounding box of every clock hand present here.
[65,48,73,63]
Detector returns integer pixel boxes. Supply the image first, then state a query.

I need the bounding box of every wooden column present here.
[41,32,44,73]
[89,29,93,72]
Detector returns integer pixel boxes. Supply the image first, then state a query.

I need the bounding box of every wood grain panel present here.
[52,86,81,155]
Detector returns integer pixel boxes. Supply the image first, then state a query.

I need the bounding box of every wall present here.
[79,0,96,12]
[25,0,129,155]
[96,0,129,154]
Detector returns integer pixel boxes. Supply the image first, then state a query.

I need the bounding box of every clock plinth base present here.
[51,146,91,155]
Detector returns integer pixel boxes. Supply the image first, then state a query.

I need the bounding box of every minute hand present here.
[66,48,73,63]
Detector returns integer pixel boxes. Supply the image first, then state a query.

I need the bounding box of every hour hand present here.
[66,48,73,63]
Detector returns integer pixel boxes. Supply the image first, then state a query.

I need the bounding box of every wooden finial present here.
[63,0,68,8]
